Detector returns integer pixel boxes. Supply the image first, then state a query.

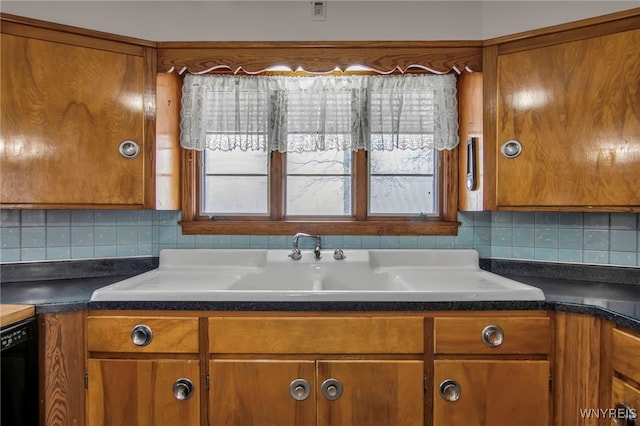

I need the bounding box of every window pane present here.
[286,176,351,216]
[369,176,435,214]
[287,150,351,175]
[369,146,434,175]
[203,176,268,215]
[205,150,268,175]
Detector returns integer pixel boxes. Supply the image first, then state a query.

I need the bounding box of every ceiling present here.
[1,1,638,41]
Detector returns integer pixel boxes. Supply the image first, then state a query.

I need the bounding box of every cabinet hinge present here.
[424,374,428,391]
[84,372,88,389]
[549,375,552,392]
[206,374,210,390]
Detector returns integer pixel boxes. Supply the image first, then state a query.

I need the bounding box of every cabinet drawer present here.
[87,316,199,353]
[434,317,550,354]
[612,328,640,384]
[209,316,424,354]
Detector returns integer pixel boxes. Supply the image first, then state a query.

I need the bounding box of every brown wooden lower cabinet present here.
[78,311,640,426]
[316,360,424,426]
[608,327,640,426]
[210,360,317,426]
[209,359,424,426]
[433,360,550,426]
[86,359,201,426]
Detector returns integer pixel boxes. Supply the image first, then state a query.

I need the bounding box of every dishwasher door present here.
[1,317,39,426]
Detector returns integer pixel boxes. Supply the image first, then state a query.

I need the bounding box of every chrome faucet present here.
[289,233,322,260]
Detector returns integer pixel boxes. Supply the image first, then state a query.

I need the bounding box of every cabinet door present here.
[1,33,148,207]
[433,360,549,426]
[316,360,424,426]
[496,29,640,208]
[210,360,316,426]
[87,359,200,426]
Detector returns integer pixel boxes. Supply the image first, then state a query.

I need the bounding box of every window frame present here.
[173,43,471,236]
[181,145,459,235]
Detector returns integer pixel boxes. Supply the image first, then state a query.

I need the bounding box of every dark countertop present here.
[1,257,639,331]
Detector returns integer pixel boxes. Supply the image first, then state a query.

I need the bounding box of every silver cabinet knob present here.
[173,378,195,400]
[482,324,504,347]
[130,324,153,346]
[614,403,637,426]
[439,379,461,402]
[321,378,343,401]
[500,140,522,158]
[119,140,140,158]
[289,379,311,401]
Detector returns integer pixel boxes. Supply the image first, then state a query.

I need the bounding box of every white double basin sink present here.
[90,249,545,302]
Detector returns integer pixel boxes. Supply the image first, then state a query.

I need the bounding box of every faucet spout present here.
[291,233,322,260]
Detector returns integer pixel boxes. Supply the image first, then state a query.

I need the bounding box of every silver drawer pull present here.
[321,378,343,401]
[439,379,461,402]
[173,378,195,400]
[130,324,153,346]
[482,324,504,347]
[289,379,311,401]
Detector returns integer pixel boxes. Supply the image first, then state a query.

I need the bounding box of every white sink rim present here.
[90,249,545,302]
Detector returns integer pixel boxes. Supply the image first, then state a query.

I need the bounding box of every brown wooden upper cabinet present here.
[0,16,156,209]
[486,19,640,212]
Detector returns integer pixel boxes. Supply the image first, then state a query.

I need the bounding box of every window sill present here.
[179,219,460,236]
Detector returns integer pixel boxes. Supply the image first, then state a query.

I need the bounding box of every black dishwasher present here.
[1,317,39,426]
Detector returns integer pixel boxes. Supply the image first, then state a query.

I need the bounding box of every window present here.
[179,73,460,235]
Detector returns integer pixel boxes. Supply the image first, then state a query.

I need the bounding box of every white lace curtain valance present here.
[180,73,459,152]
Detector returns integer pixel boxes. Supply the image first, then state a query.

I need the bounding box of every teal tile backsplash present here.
[1,209,639,267]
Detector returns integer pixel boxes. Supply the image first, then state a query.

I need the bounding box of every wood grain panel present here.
[209,316,424,354]
[316,360,424,426]
[434,316,551,355]
[155,72,182,210]
[1,33,147,208]
[494,12,640,54]
[87,316,199,353]
[39,311,86,426]
[481,44,498,210]
[458,71,484,211]
[553,312,602,426]
[157,41,482,74]
[180,219,460,236]
[209,360,316,426]
[496,29,640,209]
[1,13,155,50]
[87,359,200,426]
[433,360,550,426]
[612,328,640,384]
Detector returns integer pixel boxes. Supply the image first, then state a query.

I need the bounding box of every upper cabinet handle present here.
[119,140,140,158]
[500,140,522,159]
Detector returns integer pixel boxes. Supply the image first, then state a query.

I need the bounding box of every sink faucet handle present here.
[289,248,302,260]
[333,248,346,260]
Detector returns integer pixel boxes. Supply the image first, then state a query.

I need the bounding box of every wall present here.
[1,210,638,267]
[1,1,637,41]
